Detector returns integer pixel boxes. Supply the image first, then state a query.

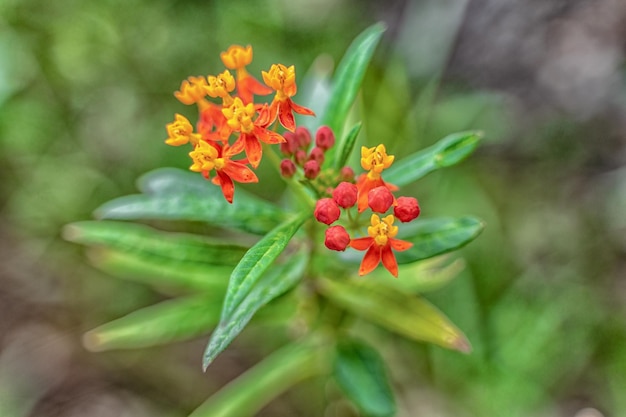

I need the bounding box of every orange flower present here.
[262,64,315,131]
[220,45,272,104]
[349,214,412,277]
[355,144,397,212]
[222,97,285,168]
[197,102,232,142]
[188,140,258,203]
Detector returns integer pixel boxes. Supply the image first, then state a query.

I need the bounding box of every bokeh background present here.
[2,0,626,416]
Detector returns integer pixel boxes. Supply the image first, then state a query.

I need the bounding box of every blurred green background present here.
[1,0,626,416]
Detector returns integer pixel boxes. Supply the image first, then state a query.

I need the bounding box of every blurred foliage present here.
[1,0,626,417]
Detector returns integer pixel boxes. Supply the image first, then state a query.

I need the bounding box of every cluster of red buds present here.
[309,136,422,277]
[279,125,347,182]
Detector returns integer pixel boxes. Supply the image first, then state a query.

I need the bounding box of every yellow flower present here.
[367,214,399,247]
[206,70,236,101]
[262,64,297,99]
[221,97,256,133]
[361,144,395,179]
[174,76,208,105]
[189,140,223,172]
[220,45,253,70]
[165,114,201,146]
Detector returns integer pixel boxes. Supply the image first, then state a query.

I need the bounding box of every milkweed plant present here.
[64,23,484,417]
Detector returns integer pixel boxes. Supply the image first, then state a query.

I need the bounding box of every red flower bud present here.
[280,131,298,156]
[294,149,307,165]
[332,181,358,208]
[394,196,420,222]
[315,126,335,150]
[340,166,355,182]
[314,198,340,225]
[295,126,312,149]
[325,225,350,251]
[280,159,297,178]
[308,147,325,165]
[368,186,394,213]
[303,160,320,179]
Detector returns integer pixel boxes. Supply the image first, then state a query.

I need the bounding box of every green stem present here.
[190,341,332,417]
[263,143,316,209]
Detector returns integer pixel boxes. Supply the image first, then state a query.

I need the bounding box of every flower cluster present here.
[165,45,314,203]
[313,143,421,277]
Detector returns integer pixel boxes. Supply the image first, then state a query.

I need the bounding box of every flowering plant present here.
[65,23,483,417]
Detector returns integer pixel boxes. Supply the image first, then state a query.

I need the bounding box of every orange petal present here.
[356,175,384,213]
[389,238,413,252]
[239,75,272,100]
[222,161,259,184]
[350,237,373,251]
[254,126,285,145]
[278,99,296,132]
[216,171,235,203]
[380,244,399,278]
[359,245,381,276]
[290,99,315,116]
[244,134,263,168]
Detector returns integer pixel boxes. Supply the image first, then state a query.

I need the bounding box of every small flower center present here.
[367,214,399,247]
[222,97,256,133]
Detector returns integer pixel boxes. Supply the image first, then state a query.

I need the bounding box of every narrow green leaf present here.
[203,248,308,369]
[395,216,484,264]
[318,277,471,353]
[95,168,286,235]
[86,248,230,293]
[334,339,396,417]
[83,295,221,351]
[334,121,362,170]
[322,23,386,165]
[220,213,308,320]
[191,342,331,417]
[384,131,482,187]
[64,221,248,266]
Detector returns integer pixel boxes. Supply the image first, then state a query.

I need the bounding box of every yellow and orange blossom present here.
[165,114,201,146]
[222,97,256,133]
[262,63,315,131]
[349,214,412,277]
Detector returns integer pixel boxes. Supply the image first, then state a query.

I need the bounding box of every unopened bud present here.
[315,126,335,150]
[332,182,358,208]
[295,126,312,149]
[314,198,340,225]
[308,147,325,165]
[368,186,394,213]
[394,196,420,222]
[340,166,355,182]
[280,131,298,156]
[280,159,297,178]
[303,160,320,179]
[325,225,350,251]
[294,149,307,166]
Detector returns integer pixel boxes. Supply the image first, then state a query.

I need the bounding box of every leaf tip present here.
[82,330,104,352]
[61,223,82,242]
[451,336,472,354]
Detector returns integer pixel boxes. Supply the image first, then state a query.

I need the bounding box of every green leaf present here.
[322,23,386,165]
[383,131,482,187]
[318,277,471,353]
[334,339,396,417]
[191,342,331,417]
[334,121,362,170]
[64,221,248,266]
[85,248,230,293]
[83,295,221,351]
[220,212,308,320]
[395,216,485,264]
[202,248,309,369]
[95,168,286,235]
